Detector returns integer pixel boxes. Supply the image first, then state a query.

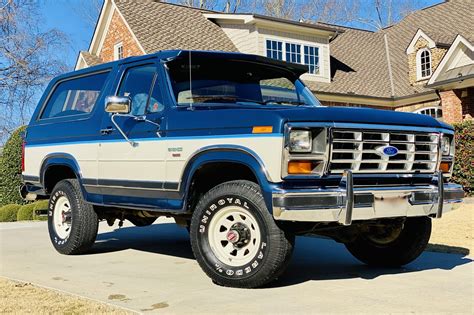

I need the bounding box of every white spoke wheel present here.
[53,196,72,239]
[208,206,261,267]
[190,180,295,289]
[47,179,98,255]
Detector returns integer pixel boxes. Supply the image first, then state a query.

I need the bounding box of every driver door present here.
[98,62,168,207]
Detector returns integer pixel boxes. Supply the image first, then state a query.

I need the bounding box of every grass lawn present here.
[0,278,132,314]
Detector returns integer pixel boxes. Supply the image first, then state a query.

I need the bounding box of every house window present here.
[266,39,321,76]
[114,42,124,60]
[304,46,319,75]
[417,48,432,80]
[285,43,301,63]
[416,107,442,118]
[266,40,283,60]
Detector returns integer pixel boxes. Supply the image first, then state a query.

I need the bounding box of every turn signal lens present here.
[252,126,273,134]
[439,161,451,172]
[288,161,314,174]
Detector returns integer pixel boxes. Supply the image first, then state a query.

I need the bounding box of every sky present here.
[38,0,101,69]
[37,0,443,70]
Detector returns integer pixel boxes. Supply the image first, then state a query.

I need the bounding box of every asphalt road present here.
[1,219,472,314]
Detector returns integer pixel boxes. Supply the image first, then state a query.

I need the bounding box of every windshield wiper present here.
[263,100,307,106]
[185,95,264,104]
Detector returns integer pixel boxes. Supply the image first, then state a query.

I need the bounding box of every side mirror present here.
[105,96,131,114]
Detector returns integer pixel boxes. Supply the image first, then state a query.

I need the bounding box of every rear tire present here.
[190,180,294,288]
[48,179,98,255]
[345,217,431,267]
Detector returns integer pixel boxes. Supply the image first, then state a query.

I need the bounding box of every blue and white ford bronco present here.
[21,50,464,288]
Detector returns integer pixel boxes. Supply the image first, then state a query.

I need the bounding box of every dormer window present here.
[114,42,124,60]
[266,40,283,60]
[417,48,432,80]
[266,39,321,76]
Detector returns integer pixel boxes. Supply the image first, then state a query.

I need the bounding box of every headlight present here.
[289,130,312,153]
[441,136,451,155]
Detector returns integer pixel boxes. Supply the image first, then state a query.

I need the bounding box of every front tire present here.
[48,179,98,255]
[190,180,294,288]
[345,217,431,267]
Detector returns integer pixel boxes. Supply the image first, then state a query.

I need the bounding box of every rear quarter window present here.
[40,71,109,120]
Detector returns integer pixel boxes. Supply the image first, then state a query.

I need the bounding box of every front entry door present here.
[98,62,168,208]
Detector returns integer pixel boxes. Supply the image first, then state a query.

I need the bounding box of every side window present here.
[118,65,156,116]
[40,72,109,119]
[148,73,165,114]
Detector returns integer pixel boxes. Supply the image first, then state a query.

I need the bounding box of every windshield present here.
[166,57,320,107]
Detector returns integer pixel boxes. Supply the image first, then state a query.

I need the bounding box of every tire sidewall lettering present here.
[48,189,71,246]
[197,195,268,279]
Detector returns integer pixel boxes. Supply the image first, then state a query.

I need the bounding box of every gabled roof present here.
[428,34,474,89]
[203,13,339,37]
[310,0,473,100]
[114,0,237,53]
[82,51,103,66]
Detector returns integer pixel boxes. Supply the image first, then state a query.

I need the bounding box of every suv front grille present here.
[329,129,439,174]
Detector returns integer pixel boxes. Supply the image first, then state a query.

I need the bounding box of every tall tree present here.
[354,0,427,30]
[74,0,103,27]
[0,0,67,142]
[258,0,296,19]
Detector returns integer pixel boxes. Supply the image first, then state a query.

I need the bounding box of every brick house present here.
[76,0,473,124]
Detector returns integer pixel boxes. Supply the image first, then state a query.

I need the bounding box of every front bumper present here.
[272,171,465,225]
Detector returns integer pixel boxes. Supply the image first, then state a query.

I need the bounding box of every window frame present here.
[266,39,283,61]
[116,63,159,116]
[416,48,432,80]
[114,42,124,60]
[37,70,111,122]
[303,45,320,75]
[415,106,442,118]
[265,37,322,77]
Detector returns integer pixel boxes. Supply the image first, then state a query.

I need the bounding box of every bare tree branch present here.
[0,0,68,142]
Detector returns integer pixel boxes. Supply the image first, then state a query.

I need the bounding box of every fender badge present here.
[377,145,399,157]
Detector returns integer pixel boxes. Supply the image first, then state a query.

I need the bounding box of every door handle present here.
[100,127,114,135]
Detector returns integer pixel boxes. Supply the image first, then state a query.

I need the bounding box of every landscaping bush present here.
[16,203,36,221]
[0,126,26,207]
[33,200,50,221]
[452,121,473,196]
[0,204,21,222]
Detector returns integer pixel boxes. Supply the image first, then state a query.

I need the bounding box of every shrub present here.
[16,203,36,221]
[0,126,27,207]
[33,199,50,221]
[0,204,21,222]
[452,121,473,196]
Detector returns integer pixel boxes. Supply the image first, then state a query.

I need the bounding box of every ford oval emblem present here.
[379,145,399,157]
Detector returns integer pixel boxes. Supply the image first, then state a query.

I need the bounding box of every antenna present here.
[188,51,193,111]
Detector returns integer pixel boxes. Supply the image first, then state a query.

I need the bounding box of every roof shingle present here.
[114,0,237,53]
[311,0,473,98]
[80,51,103,66]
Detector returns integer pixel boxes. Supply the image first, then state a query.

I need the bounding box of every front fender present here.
[180,145,277,212]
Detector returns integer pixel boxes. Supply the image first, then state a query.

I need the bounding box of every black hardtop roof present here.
[60,50,308,81]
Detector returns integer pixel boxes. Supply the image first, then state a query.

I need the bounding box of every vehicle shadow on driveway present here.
[91,223,195,259]
[270,236,472,288]
[91,223,473,287]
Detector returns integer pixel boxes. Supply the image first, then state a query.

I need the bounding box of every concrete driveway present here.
[1,219,472,314]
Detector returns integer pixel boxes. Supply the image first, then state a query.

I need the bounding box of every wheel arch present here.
[40,153,84,194]
[180,146,276,212]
